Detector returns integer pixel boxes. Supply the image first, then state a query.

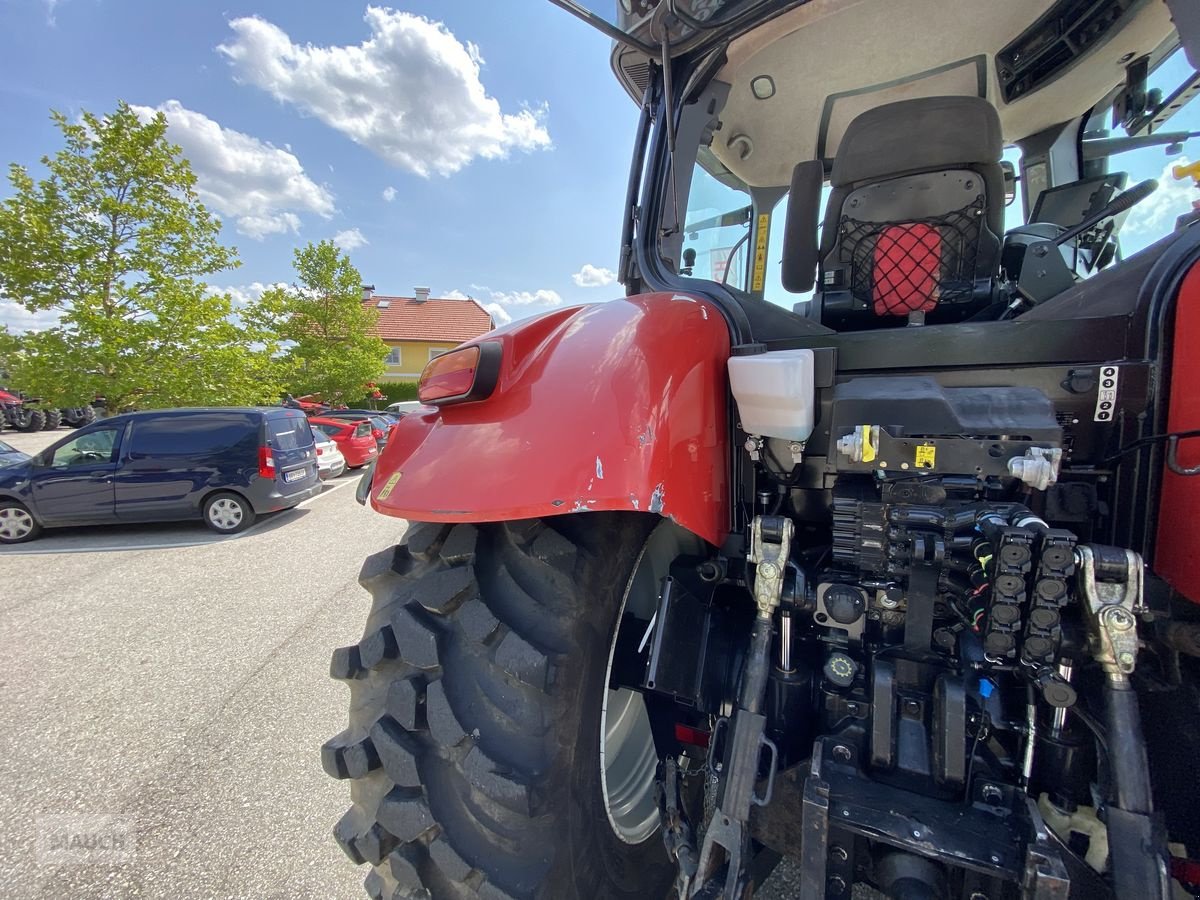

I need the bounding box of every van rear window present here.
[128,414,257,458]
[269,414,315,450]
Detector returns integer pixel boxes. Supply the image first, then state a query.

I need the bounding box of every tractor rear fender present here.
[368,293,732,546]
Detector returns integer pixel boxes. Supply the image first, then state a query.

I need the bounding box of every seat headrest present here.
[830,96,1003,187]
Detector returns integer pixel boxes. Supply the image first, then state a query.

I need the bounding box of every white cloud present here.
[132,101,335,240]
[571,264,616,288]
[1124,157,1198,239]
[382,186,397,202]
[0,299,59,333]
[441,289,471,300]
[488,288,563,307]
[205,281,286,309]
[333,228,369,252]
[483,302,512,326]
[218,8,552,177]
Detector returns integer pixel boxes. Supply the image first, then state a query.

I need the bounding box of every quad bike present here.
[323,1,1200,897]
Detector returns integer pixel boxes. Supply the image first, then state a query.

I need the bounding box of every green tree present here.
[250,240,386,402]
[0,102,280,411]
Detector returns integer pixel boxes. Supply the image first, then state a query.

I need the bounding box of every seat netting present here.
[836,200,984,316]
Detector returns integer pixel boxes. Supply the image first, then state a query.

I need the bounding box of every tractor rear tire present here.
[322,516,677,900]
[42,409,62,430]
[16,409,45,432]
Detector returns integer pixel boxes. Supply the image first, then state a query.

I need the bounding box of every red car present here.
[308,417,377,469]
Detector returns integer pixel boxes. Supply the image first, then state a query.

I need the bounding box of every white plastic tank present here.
[727,349,817,442]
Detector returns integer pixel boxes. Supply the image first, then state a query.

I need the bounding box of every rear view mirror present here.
[1001,160,1018,207]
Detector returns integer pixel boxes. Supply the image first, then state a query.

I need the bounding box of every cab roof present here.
[613,0,1181,188]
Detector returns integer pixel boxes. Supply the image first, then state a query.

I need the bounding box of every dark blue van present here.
[0,407,320,544]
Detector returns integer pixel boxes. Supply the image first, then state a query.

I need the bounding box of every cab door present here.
[28,425,124,525]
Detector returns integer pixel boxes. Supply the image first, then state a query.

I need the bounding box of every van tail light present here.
[258,446,277,479]
[418,342,502,405]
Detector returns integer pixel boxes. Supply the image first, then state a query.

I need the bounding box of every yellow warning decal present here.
[377,471,403,501]
[860,425,877,463]
[915,444,937,469]
[751,213,770,292]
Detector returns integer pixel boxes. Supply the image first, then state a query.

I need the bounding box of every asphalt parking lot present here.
[0,426,408,899]
[0,426,804,899]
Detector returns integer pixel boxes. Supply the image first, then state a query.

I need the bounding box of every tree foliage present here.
[249,240,386,402]
[0,102,279,410]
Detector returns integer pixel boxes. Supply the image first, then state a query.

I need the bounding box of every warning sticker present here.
[376,471,403,500]
[751,213,770,292]
[915,444,937,469]
[1094,365,1119,422]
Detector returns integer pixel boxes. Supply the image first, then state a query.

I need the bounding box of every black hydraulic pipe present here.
[1104,683,1154,814]
[740,616,773,715]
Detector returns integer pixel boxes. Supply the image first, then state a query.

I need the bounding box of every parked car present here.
[311,426,346,480]
[308,416,378,469]
[315,411,395,452]
[0,438,29,468]
[0,407,320,544]
[385,401,426,416]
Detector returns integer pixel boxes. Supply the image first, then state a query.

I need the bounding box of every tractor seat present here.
[782,96,1005,330]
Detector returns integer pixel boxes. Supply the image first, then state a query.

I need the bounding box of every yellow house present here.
[363,286,495,382]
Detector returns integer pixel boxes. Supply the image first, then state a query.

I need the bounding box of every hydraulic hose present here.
[1103,682,1154,815]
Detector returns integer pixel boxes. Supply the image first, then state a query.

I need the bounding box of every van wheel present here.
[0,501,41,544]
[322,515,702,900]
[203,492,256,534]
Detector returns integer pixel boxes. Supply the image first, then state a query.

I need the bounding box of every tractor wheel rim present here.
[0,507,34,540]
[208,499,243,530]
[600,522,703,844]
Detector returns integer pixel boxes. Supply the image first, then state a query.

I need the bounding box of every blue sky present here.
[0,0,641,329]
[0,1,1197,332]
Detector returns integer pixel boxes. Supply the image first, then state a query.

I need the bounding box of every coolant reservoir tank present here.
[728,349,816,442]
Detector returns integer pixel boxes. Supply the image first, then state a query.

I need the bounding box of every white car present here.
[311,427,346,480]
[385,400,428,415]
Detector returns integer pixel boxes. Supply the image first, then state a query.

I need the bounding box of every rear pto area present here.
[320,1,1200,899]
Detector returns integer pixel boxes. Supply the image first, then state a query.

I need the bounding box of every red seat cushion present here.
[872,223,941,316]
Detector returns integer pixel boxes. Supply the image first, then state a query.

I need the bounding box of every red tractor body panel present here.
[369,293,731,545]
[1155,261,1200,604]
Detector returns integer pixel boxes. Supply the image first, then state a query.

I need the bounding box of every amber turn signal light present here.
[417,342,502,405]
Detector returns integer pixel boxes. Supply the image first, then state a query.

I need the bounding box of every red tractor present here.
[0,388,96,432]
[323,2,1200,897]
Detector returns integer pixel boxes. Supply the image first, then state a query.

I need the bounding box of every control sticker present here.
[915,444,937,469]
[1094,365,1119,422]
[751,213,770,292]
[376,471,403,500]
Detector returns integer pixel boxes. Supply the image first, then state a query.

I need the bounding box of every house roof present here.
[363,295,493,343]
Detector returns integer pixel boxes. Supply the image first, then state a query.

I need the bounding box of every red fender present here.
[1155,261,1200,603]
[369,293,732,546]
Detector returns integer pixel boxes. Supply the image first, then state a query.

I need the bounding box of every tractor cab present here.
[596,0,1199,332]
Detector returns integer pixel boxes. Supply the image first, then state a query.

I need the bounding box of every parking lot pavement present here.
[0,447,409,899]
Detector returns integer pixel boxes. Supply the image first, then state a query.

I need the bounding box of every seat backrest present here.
[783,96,1005,330]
